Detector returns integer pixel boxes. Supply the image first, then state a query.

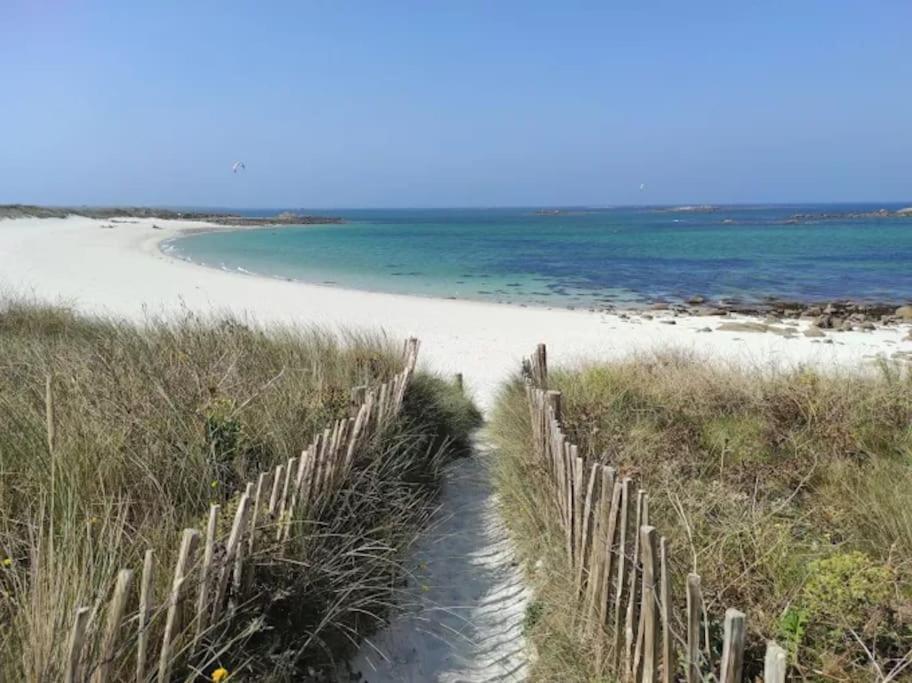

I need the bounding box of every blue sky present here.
[1,1,910,208]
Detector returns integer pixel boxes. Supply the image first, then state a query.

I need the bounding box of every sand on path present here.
[2,215,910,681]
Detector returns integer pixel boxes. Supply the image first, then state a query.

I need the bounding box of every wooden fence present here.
[523,343,789,683]
[63,338,421,682]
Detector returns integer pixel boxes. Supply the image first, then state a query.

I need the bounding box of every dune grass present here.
[0,300,481,681]
[490,351,912,681]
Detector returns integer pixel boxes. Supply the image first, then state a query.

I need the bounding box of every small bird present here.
[639,183,647,192]
[232,161,246,174]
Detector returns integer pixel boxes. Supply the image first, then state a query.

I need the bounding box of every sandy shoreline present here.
[2,214,910,409]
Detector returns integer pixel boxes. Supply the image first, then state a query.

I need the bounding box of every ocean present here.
[165,205,912,309]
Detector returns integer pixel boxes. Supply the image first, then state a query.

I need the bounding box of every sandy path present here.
[347,440,528,683]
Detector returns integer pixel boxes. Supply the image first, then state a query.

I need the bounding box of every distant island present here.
[781,207,912,223]
[0,204,344,226]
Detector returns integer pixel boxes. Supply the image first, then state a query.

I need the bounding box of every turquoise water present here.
[167,206,912,308]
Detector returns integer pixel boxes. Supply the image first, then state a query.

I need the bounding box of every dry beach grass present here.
[490,351,912,681]
[0,300,480,681]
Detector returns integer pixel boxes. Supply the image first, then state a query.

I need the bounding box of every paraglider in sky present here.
[232,161,246,174]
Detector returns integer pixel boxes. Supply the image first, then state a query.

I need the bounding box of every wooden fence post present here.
[454,373,463,392]
[195,504,220,645]
[719,608,746,683]
[602,476,625,662]
[64,606,91,683]
[639,526,659,682]
[158,528,201,683]
[685,573,703,683]
[136,549,154,683]
[534,342,548,387]
[763,642,787,683]
[659,538,674,683]
[623,490,645,679]
[546,390,562,425]
[211,493,251,618]
[93,568,134,683]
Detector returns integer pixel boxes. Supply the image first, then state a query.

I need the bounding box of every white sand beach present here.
[2,215,910,682]
[2,216,909,411]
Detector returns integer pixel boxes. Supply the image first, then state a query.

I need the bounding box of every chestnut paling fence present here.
[522,343,789,683]
[61,338,420,683]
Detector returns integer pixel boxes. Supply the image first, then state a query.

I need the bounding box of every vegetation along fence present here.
[61,338,421,682]
[523,343,788,683]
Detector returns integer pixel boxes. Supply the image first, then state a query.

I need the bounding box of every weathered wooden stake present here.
[136,549,154,683]
[685,573,703,683]
[639,526,659,682]
[195,504,220,644]
[719,608,746,683]
[659,538,674,683]
[763,641,787,683]
[93,568,134,683]
[64,606,91,683]
[158,528,201,683]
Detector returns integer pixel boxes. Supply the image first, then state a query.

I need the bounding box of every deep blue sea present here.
[166,205,912,309]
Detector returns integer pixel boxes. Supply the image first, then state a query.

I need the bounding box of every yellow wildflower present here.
[211,480,218,488]
[211,667,229,682]
[2,558,11,567]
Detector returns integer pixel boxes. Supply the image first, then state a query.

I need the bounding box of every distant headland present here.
[0,204,344,226]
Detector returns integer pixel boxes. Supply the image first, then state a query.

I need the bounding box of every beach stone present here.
[895,305,912,320]
[650,302,669,310]
[717,322,769,334]
[803,327,826,338]
[860,321,876,331]
[660,319,676,325]
[697,327,712,333]
[814,314,835,329]
[686,295,706,305]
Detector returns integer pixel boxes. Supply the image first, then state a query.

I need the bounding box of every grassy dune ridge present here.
[490,351,912,681]
[0,301,480,681]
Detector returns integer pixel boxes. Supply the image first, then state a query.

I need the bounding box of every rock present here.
[839,322,854,332]
[660,319,677,325]
[697,327,712,333]
[814,314,835,329]
[650,302,670,310]
[860,322,876,331]
[717,322,770,334]
[641,314,653,320]
[686,295,706,305]
[803,327,826,338]
[895,305,912,320]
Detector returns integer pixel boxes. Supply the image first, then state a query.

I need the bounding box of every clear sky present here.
[2,1,910,208]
